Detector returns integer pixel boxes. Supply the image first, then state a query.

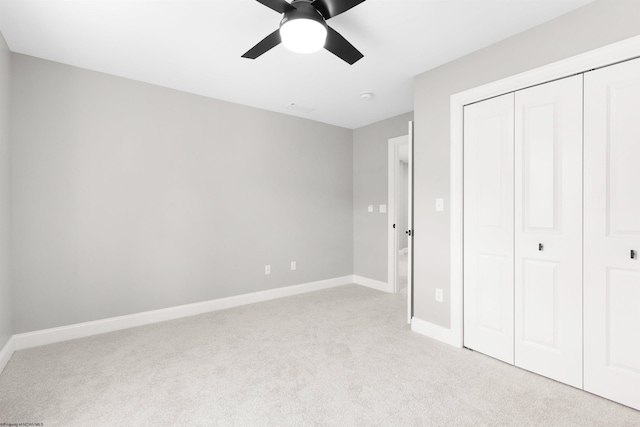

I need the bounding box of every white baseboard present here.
[12,275,353,351]
[0,336,15,375]
[351,275,393,293]
[411,316,463,348]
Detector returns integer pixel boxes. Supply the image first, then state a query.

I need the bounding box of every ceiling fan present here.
[242,0,367,65]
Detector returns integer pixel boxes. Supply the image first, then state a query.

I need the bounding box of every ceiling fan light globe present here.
[280,18,327,54]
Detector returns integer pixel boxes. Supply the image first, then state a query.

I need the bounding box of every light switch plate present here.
[379,204,387,213]
[368,205,374,213]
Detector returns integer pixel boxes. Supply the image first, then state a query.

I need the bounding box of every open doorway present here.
[387,122,413,323]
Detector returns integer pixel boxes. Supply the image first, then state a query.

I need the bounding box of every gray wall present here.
[11,54,353,334]
[353,112,412,282]
[413,0,640,327]
[0,32,12,348]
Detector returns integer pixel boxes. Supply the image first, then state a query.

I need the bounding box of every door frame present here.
[444,35,640,348]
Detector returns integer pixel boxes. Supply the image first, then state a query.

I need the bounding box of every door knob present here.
[406,230,412,236]
[538,243,544,251]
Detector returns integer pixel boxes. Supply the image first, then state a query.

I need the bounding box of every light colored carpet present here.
[1,284,639,426]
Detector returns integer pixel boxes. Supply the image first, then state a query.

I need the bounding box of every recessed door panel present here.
[523,103,557,230]
[477,115,507,228]
[606,269,640,375]
[608,83,640,236]
[522,259,559,349]
[477,254,507,333]
[514,75,583,389]
[585,57,640,410]
[464,93,514,364]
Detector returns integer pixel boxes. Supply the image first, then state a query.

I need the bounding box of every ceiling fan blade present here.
[255,0,295,14]
[242,29,282,59]
[312,0,366,19]
[324,26,363,65]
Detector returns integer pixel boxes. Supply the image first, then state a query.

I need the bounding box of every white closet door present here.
[584,58,640,410]
[514,75,583,388]
[463,93,515,364]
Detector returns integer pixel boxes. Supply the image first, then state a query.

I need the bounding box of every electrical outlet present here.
[265,265,271,275]
[291,261,296,271]
[435,288,443,302]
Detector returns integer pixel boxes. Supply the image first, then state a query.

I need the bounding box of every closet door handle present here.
[538,243,544,251]
[632,250,636,259]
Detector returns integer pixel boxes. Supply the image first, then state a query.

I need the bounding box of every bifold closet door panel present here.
[514,75,583,388]
[463,93,515,364]
[584,58,640,411]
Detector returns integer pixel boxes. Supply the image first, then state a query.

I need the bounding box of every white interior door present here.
[514,75,583,388]
[388,137,400,294]
[388,135,409,297]
[584,57,640,410]
[407,121,413,324]
[388,128,412,324]
[463,93,515,364]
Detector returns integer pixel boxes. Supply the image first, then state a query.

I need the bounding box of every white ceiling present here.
[0,0,593,129]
